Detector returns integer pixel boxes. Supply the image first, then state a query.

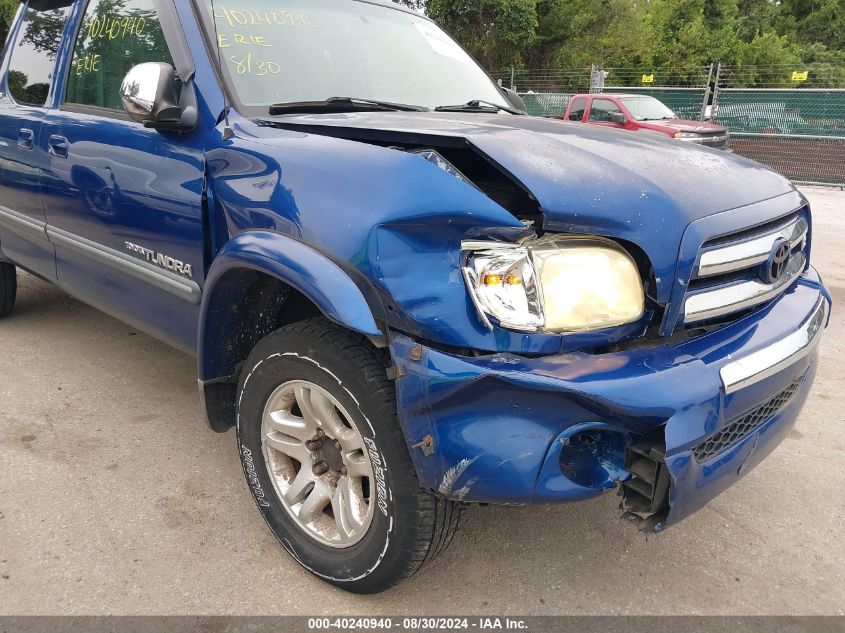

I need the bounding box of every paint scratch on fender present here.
[439,457,479,496]
[454,483,473,500]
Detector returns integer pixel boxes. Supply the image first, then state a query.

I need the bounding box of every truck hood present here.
[637,118,728,134]
[258,111,795,298]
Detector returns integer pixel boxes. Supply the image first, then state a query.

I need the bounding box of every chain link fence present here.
[713,68,844,186]
[499,68,591,117]
[495,65,844,187]
[725,134,845,185]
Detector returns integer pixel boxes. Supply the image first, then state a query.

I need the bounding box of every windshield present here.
[619,96,677,121]
[203,0,510,112]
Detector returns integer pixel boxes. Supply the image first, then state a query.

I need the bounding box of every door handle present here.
[17,128,34,150]
[48,135,69,158]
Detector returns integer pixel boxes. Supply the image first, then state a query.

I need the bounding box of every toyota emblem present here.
[761,238,791,284]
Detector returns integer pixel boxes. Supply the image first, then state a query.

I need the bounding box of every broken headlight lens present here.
[462,242,543,332]
[463,237,644,333]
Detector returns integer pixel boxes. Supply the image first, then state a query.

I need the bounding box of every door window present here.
[65,0,174,110]
[567,97,587,121]
[7,3,72,106]
[589,98,623,123]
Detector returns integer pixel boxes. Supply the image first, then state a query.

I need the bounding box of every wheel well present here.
[200,268,323,432]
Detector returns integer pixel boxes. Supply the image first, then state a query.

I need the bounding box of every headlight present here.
[531,237,645,331]
[462,242,543,332]
[674,132,704,140]
[463,237,645,333]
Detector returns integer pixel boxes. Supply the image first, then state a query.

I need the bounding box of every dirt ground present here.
[0,186,842,616]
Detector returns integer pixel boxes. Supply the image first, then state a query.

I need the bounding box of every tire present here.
[236,317,461,594]
[0,263,16,319]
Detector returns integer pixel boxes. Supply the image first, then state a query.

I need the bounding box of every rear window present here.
[7,3,71,106]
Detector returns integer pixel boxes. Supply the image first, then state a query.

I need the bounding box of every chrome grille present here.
[683,212,809,324]
[699,133,730,150]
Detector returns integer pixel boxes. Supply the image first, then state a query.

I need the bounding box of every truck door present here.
[588,97,628,129]
[40,0,206,353]
[0,1,72,278]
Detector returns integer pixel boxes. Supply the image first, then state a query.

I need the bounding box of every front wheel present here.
[0,263,17,319]
[236,318,461,593]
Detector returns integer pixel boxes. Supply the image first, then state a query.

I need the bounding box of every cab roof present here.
[573,93,654,99]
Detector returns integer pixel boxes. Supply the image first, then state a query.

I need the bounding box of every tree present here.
[0,0,18,49]
[393,0,427,10]
[20,7,66,58]
[7,68,26,95]
[422,0,843,87]
[528,0,658,70]
[426,0,538,70]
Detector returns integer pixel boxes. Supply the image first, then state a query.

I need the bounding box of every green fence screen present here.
[715,89,845,136]
[519,93,572,117]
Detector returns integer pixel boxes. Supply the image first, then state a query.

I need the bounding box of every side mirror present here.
[500,87,528,114]
[120,62,196,131]
[610,111,628,125]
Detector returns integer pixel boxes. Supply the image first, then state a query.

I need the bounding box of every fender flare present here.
[198,230,382,382]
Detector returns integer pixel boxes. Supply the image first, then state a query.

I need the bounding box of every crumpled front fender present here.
[198,230,382,381]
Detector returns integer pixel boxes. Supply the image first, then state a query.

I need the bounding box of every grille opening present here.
[693,374,807,462]
[700,209,804,249]
[689,267,761,290]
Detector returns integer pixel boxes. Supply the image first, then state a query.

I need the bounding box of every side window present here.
[589,98,623,123]
[7,4,72,106]
[567,97,587,121]
[65,0,174,110]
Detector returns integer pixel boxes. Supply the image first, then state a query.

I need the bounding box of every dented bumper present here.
[390,269,830,530]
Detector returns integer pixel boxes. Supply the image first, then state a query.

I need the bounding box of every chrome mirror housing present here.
[120,62,182,126]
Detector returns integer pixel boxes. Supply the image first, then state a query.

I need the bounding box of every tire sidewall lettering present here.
[364,437,389,517]
[241,446,270,507]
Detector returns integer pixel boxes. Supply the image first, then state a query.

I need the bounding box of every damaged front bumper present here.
[390,269,830,531]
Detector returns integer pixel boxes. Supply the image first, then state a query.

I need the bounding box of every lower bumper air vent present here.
[620,434,670,531]
[693,374,806,463]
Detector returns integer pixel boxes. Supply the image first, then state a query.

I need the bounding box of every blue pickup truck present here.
[0,0,831,593]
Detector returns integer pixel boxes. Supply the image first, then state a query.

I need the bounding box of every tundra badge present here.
[125,241,194,278]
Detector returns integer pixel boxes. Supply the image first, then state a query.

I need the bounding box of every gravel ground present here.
[0,186,842,616]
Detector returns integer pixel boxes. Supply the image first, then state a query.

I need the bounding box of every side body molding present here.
[197,230,382,382]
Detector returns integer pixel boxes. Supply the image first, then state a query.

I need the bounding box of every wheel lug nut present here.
[316,429,324,438]
[313,461,329,476]
[335,441,341,450]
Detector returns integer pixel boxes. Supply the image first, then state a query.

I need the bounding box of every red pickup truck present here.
[562,93,730,150]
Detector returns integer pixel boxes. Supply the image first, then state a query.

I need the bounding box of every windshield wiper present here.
[269,97,428,115]
[435,100,524,115]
